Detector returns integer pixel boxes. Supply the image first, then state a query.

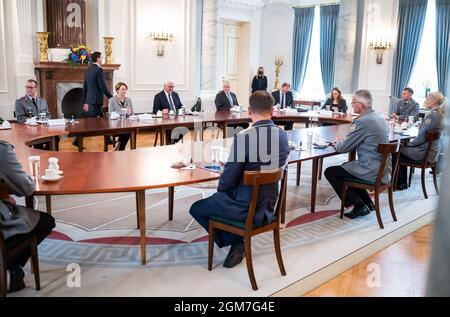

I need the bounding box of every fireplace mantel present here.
[35,62,120,118]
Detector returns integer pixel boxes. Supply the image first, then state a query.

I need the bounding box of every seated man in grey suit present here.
[325,90,390,219]
[390,87,419,121]
[272,82,294,130]
[14,79,50,123]
[14,79,52,150]
[0,140,55,293]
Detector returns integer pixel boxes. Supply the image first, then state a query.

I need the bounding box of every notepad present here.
[47,119,66,126]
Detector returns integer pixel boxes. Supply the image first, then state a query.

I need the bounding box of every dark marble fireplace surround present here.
[35,62,120,119]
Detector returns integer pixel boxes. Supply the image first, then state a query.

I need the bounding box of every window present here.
[296,6,326,101]
[407,0,438,104]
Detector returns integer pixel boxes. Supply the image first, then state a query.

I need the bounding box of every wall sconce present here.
[369,39,392,64]
[149,31,174,57]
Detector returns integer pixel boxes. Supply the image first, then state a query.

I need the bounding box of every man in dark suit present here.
[215,81,239,111]
[272,82,294,130]
[153,81,183,114]
[215,81,249,132]
[153,81,184,144]
[83,51,113,118]
[189,91,290,268]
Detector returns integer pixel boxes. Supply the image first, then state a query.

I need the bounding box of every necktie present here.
[281,94,285,109]
[32,98,38,113]
[227,92,233,107]
[168,94,175,112]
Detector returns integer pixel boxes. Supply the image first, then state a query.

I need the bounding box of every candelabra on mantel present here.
[103,37,114,64]
[274,55,284,90]
[369,39,392,64]
[36,32,50,62]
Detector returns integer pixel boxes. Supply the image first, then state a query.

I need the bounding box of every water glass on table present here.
[28,156,40,178]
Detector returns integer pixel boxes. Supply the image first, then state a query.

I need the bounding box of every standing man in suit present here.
[82,52,113,118]
[0,140,55,293]
[215,81,239,111]
[272,82,294,130]
[15,79,50,123]
[153,81,184,144]
[189,91,290,268]
[325,90,390,219]
[390,87,419,121]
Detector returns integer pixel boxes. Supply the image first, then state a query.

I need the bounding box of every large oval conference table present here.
[0,110,415,265]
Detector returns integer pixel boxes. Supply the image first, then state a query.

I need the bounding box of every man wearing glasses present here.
[325,90,390,219]
[14,79,50,123]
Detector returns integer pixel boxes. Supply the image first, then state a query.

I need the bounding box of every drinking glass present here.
[28,156,40,178]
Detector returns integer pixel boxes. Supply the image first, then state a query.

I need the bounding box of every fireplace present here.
[56,83,85,119]
[35,62,120,119]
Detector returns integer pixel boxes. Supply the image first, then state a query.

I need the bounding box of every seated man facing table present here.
[215,81,239,111]
[153,81,184,144]
[15,79,50,123]
[14,79,52,150]
[272,82,294,130]
[394,91,445,190]
[390,87,419,121]
[215,81,249,131]
[189,91,290,268]
[0,140,55,293]
[325,89,390,219]
[108,82,134,151]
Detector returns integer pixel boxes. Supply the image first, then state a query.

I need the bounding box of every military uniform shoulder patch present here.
[350,124,357,132]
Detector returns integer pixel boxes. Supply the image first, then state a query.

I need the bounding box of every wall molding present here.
[130,0,191,91]
[0,0,8,93]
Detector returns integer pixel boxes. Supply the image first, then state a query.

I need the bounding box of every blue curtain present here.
[436,0,450,97]
[391,0,428,98]
[292,7,315,92]
[320,4,340,94]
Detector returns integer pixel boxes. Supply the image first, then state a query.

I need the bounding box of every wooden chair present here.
[340,141,400,229]
[397,131,441,199]
[0,183,41,297]
[207,167,288,290]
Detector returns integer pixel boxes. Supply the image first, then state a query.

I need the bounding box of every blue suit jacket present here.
[210,120,290,226]
[83,64,113,105]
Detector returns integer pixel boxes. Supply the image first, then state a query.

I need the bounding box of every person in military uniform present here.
[189,91,289,268]
[14,79,50,123]
[390,87,419,121]
[0,140,55,293]
[395,92,445,190]
[325,90,390,219]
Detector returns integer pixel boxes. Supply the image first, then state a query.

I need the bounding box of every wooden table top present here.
[1,113,415,196]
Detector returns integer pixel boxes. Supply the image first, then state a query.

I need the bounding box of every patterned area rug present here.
[10,155,438,296]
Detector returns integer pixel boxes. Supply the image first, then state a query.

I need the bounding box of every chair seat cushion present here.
[210,214,277,229]
[344,178,375,186]
[399,157,435,166]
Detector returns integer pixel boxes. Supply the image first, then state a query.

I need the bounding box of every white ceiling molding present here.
[218,0,266,9]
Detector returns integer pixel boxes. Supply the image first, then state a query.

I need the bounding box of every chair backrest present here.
[423,130,441,164]
[0,183,7,261]
[242,167,285,230]
[375,141,400,185]
[0,183,8,200]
